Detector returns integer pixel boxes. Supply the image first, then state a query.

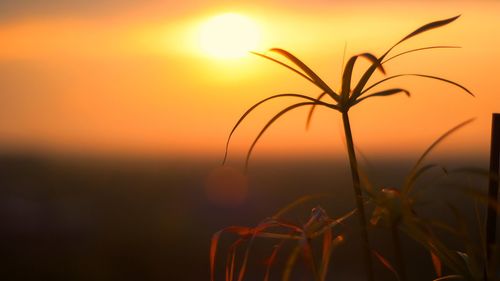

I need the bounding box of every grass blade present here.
[235,221,289,281]
[245,101,335,169]
[360,74,474,98]
[401,220,472,278]
[395,16,460,48]
[319,228,333,281]
[226,239,244,281]
[352,88,410,106]
[431,250,443,278]
[211,227,252,281]
[404,118,475,194]
[382,46,461,65]
[282,245,302,281]
[223,93,338,164]
[300,236,321,281]
[404,164,442,192]
[373,250,401,281]
[263,243,283,281]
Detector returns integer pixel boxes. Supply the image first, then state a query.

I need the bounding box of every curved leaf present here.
[342,53,385,100]
[223,93,338,164]
[404,119,475,194]
[352,88,410,106]
[394,16,460,49]
[403,164,444,194]
[251,51,316,85]
[350,16,460,102]
[360,73,474,98]
[382,46,461,65]
[306,92,330,130]
[245,101,334,169]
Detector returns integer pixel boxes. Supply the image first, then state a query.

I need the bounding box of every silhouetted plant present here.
[212,15,495,281]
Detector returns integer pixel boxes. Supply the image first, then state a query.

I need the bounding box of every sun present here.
[198,13,261,59]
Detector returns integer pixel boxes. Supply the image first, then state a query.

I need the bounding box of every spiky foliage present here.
[210,200,353,281]
[218,15,476,281]
[224,16,474,280]
[367,119,500,281]
[223,15,472,168]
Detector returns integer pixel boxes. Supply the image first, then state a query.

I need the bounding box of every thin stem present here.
[342,111,374,281]
[486,113,500,280]
[391,223,407,281]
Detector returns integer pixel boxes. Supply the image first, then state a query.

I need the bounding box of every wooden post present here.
[486,113,500,277]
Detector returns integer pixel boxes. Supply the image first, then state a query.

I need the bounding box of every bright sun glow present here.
[198,13,260,59]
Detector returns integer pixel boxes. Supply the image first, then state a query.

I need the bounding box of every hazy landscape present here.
[0,152,493,280]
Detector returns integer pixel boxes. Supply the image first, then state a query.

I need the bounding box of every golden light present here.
[198,13,261,59]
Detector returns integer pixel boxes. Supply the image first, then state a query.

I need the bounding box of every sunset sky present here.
[0,0,499,161]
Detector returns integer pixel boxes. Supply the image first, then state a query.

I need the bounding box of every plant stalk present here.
[341,110,374,281]
[485,113,500,280]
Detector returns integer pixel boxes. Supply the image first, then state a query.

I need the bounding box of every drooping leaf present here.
[404,164,442,194]
[270,48,340,101]
[245,101,334,169]
[352,88,410,106]
[382,46,461,65]
[360,73,474,98]
[251,51,316,84]
[223,93,338,164]
[306,92,329,130]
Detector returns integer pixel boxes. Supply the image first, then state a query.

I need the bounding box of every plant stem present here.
[391,223,407,281]
[341,111,374,281]
[486,113,500,280]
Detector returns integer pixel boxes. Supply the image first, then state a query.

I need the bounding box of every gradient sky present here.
[0,0,498,161]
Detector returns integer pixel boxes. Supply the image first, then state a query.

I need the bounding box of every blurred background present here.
[0,0,499,280]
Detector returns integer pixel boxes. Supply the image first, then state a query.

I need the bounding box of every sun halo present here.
[198,13,261,59]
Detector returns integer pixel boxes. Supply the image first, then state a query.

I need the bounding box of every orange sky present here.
[0,0,498,161]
